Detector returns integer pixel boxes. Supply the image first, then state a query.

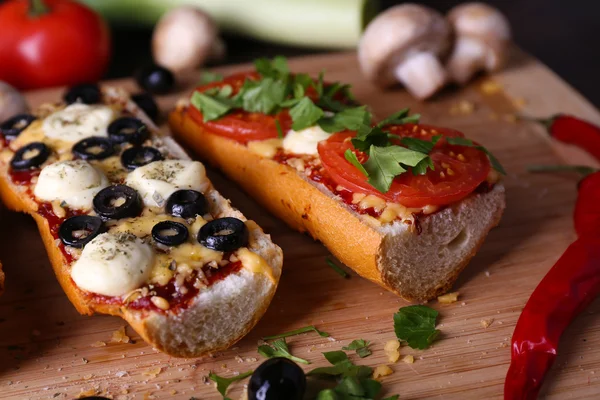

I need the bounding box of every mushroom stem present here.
[446,36,488,85]
[394,52,447,100]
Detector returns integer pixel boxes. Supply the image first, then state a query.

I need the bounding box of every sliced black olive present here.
[107,117,149,145]
[165,190,208,219]
[63,83,101,105]
[72,137,115,161]
[152,221,189,246]
[10,142,50,171]
[248,358,306,400]
[0,114,36,140]
[93,185,142,220]
[59,215,105,248]
[120,146,164,170]
[198,217,248,252]
[131,92,159,122]
[135,64,175,94]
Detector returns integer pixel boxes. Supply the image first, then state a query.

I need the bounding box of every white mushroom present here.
[446,2,511,85]
[152,6,225,73]
[358,4,451,100]
[0,81,29,124]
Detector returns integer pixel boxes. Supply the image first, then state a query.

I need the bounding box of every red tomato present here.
[0,0,111,90]
[317,124,491,208]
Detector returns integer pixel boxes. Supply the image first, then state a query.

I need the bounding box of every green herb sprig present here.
[393,305,441,350]
[342,339,372,358]
[262,325,330,340]
[258,338,310,364]
[209,370,253,400]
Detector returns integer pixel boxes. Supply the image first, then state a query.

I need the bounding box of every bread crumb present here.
[485,271,491,277]
[82,358,89,364]
[83,374,93,380]
[111,327,131,344]
[115,371,128,378]
[143,367,162,378]
[480,80,502,94]
[481,319,495,329]
[373,365,393,379]
[91,341,106,348]
[384,340,401,363]
[77,388,97,398]
[402,355,415,364]
[449,100,475,115]
[437,292,459,304]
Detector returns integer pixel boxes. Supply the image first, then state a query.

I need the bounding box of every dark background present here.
[108,0,600,106]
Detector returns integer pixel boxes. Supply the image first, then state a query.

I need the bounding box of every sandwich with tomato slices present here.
[169,57,505,301]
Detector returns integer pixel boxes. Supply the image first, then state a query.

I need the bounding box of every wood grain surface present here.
[1,49,599,400]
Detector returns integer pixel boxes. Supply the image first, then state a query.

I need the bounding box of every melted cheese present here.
[71,232,154,296]
[125,160,209,207]
[34,160,109,210]
[247,138,283,158]
[282,125,330,155]
[42,103,115,142]
[236,248,274,283]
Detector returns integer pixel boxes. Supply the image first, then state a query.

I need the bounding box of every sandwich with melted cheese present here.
[169,57,505,301]
[0,84,282,357]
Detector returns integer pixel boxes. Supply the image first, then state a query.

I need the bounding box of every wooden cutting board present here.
[1,49,599,400]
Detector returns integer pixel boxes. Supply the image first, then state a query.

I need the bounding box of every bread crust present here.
[0,90,283,357]
[169,106,505,301]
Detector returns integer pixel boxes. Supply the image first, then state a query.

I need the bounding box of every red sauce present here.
[9,168,39,185]
[273,150,382,218]
[36,202,82,264]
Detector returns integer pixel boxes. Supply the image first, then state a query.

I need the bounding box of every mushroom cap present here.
[152,6,220,73]
[358,4,451,87]
[448,2,511,43]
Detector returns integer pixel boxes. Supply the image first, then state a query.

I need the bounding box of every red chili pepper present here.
[504,171,600,399]
[533,114,600,162]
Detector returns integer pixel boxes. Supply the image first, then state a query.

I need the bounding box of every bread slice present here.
[0,87,283,357]
[169,106,505,302]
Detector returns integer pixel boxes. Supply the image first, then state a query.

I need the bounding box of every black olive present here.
[59,215,105,248]
[120,146,164,170]
[10,142,50,171]
[135,64,175,94]
[165,190,208,219]
[64,83,101,105]
[0,114,36,140]
[107,117,149,145]
[93,185,142,220]
[152,221,189,246]
[198,217,248,252]
[72,137,115,161]
[131,92,159,122]
[248,358,306,400]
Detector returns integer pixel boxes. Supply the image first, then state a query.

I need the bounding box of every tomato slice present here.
[317,124,491,208]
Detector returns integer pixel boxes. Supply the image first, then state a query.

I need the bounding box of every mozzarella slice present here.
[71,232,154,297]
[34,160,109,210]
[282,125,330,155]
[42,103,115,142]
[125,160,209,207]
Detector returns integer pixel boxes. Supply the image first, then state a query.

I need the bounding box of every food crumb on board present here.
[373,365,394,379]
[449,100,475,115]
[143,367,162,378]
[402,355,415,364]
[481,319,495,329]
[485,271,491,277]
[115,371,128,378]
[437,292,459,304]
[77,388,97,398]
[480,80,502,95]
[91,341,107,348]
[111,327,131,344]
[384,340,401,363]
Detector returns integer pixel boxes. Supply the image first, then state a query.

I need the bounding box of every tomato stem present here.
[29,0,49,17]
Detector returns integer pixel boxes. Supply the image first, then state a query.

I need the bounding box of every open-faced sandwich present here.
[0,84,283,357]
[169,57,505,301]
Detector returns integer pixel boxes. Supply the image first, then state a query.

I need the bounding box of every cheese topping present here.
[125,160,209,207]
[247,138,283,158]
[34,160,109,210]
[71,232,154,297]
[282,125,330,155]
[236,247,274,283]
[42,103,115,142]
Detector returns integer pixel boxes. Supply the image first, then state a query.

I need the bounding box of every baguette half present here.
[0,88,283,357]
[169,106,505,302]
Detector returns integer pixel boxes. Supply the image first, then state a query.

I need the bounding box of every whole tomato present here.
[0,0,111,90]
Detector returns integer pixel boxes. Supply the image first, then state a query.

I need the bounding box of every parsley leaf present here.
[400,135,442,154]
[238,77,288,114]
[363,145,429,193]
[342,339,372,358]
[190,91,236,122]
[393,305,441,350]
[199,71,224,85]
[263,325,330,340]
[309,351,373,380]
[209,370,253,400]
[318,106,370,133]
[383,396,400,400]
[326,257,350,278]
[254,55,290,79]
[351,125,389,152]
[377,108,421,127]
[258,338,310,364]
[289,97,324,131]
[446,137,506,175]
[275,119,284,138]
[344,149,368,176]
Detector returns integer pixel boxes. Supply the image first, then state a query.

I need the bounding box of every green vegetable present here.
[199,71,224,85]
[209,370,253,400]
[363,145,429,193]
[238,77,289,114]
[258,338,310,364]
[190,91,234,122]
[319,106,370,133]
[326,257,350,278]
[309,351,372,379]
[377,108,420,127]
[289,97,324,131]
[79,0,378,49]
[446,137,506,175]
[275,119,284,138]
[344,150,368,177]
[342,339,371,358]
[263,325,330,340]
[393,305,441,350]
